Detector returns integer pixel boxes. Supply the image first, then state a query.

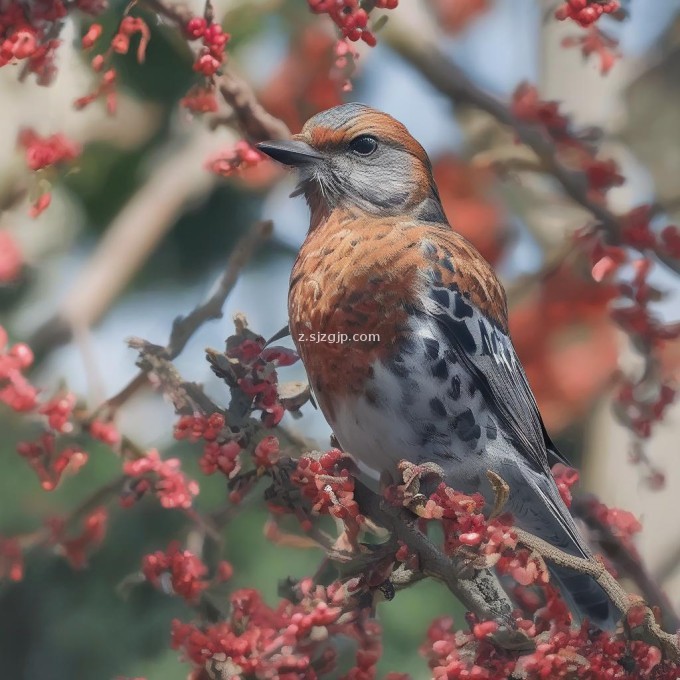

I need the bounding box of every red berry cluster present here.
[17,128,81,217]
[0,1,63,85]
[180,86,218,114]
[587,498,642,554]
[616,378,676,442]
[617,206,680,262]
[206,140,266,177]
[17,433,88,491]
[142,542,210,602]
[580,239,680,347]
[421,612,675,679]
[184,17,230,77]
[0,326,38,412]
[201,439,242,479]
[122,449,199,509]
[611,258,680,345]
[174,412,226,442]
[550,463,580,508]
[226,336,300,427]
[18,128,80,172]
[1,0,107,85]
[75,61,117,114]
[555,0,620,27]
[81,23,102,49]
[171,577,389,679]
[77,11,150,117]
[496,548,549,588]
[253,435,281,468]
[111,16,150,63]
[511,83,623,200]
[291,449,364,536]
[47,507,108,569]
[88,419,120,445]
[174,412,243,479]
[38,392,76,433]
[388,462,517,558]
[308,0,398,47]
[513,84,679,476]
[511,83,571,140]
[2,327,121,490]
[76,22,117,115]
[562,25,621,75]
[576,216,679,484]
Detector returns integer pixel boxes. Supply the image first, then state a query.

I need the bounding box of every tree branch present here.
[515,527,680,661]
[141,0,291,142]
[572,495,680,632]
[383,24,680,276]
[352,479,534,652]
[218,71,291,142]
[104,219,272,413]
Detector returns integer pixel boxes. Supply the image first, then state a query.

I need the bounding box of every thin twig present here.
[572,496,680,632]
[104,219,273,412]
[18,474,126,551]
[167,220,273,356]
[218,72,291,142]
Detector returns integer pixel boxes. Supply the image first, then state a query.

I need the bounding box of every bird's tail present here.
[548,564,618,631]
[510,467,619,631]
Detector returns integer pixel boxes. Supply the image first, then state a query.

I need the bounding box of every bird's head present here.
[257,103,447,225]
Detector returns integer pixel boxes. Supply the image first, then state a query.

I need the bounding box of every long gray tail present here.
[507,466,619,631]
[548,564,618,631]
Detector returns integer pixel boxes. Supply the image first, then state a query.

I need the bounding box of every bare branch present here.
[105,219,273,412]
[218,71,291,142]
[166,219,273,356]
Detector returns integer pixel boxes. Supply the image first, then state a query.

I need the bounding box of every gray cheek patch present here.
[305,145,417,216]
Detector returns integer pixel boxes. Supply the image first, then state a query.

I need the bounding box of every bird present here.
[257,102,617,630]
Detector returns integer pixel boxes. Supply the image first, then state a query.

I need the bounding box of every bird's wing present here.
[412,226,567,475]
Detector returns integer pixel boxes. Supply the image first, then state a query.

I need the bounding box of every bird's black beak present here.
[256,139,323,167]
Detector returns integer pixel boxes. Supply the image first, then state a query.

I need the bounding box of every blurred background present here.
[1,0,680,678]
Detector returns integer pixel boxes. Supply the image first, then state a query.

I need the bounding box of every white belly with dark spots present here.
[326,315,502,492]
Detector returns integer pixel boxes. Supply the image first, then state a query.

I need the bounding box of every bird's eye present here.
[349,135,378,156]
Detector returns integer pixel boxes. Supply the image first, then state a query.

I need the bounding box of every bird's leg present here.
[486,469,510,520]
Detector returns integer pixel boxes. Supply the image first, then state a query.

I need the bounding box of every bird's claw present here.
[398,460,445,495]
[393,460,446,515]
[486,469,510,520]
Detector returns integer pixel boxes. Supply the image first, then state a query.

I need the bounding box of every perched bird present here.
[257,103,616,630]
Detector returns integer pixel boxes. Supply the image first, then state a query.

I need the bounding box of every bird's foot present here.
[395,460,446,517]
